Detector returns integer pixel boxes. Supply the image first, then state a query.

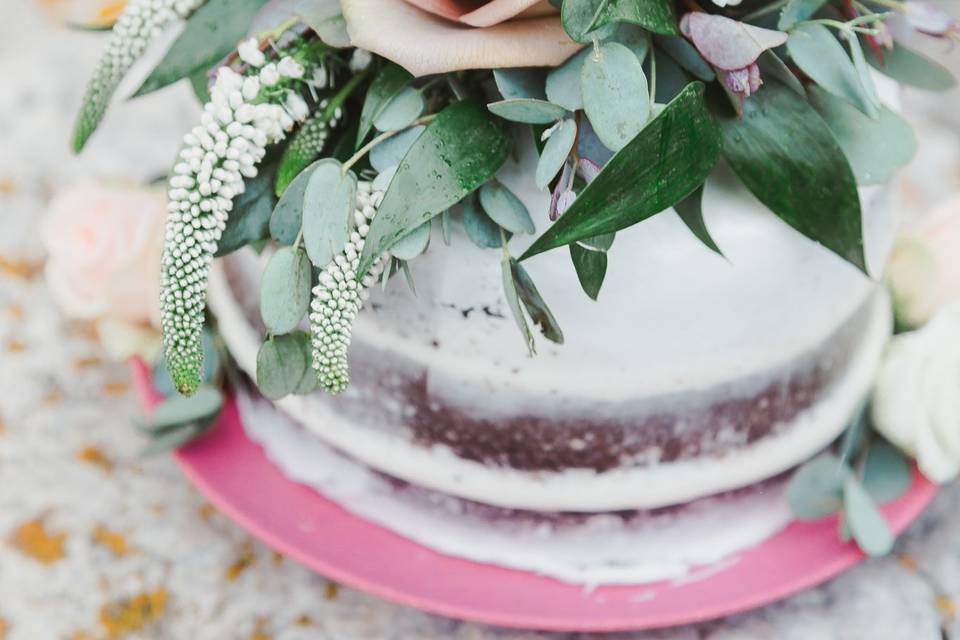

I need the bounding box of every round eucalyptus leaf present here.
[493,68,547,100]
[141,421,208,457]
[843,475,895,556]
[370,125,425,172]
[461,196,506,248]
[260,247,313,335]
[256,332,315,401]
[786,454,849,520]
[479,181,535,234]
[373,87,425,132]
[150,385,223,432]
[546,49,590,111]
[389,221,431,260]
[536,119,577,190]
[487,99,568,124]
[581,42,650,152]
[862,439,913,505]
[302,160,355,268]
[611,25,652,62]
[270,160,319,245]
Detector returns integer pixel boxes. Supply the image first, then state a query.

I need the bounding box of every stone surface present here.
[1,2,960,638]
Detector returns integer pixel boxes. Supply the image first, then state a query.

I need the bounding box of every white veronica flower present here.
[237,38,267,67]
[872,302,960,482]
[260,63,281,87]
[277,56,306,79]
[711,0,742,5]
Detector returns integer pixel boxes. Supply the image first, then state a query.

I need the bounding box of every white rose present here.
[871,302,960,482]
[887,194,960,329]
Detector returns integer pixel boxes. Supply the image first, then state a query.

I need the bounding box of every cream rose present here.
[341,0,583,76]
[42,182,165,361]
[871,302,960,483]
[887,194,960,329]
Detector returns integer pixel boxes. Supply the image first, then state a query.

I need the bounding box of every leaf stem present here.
[340,114,438,176]
[323,65,374,121]
[741,0,789,23]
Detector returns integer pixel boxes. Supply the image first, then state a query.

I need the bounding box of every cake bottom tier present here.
[236,385,792,586]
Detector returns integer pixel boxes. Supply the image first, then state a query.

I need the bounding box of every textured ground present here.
[2,2,960,638]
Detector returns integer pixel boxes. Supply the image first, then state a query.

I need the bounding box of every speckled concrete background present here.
[2,2,960,638]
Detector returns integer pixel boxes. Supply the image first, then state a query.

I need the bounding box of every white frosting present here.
[237,386,792,586]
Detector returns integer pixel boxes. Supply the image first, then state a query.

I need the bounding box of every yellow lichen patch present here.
[99,589,168,639]
[42,387,63,406]
[102,381,129,397]
[73,356,103,370]
[295,615,314,627]
[96,0,126,23]
[226,543,256,582]
[0,416,6,437]
[0,178,17,195]
[8,519,67,565]
[198,503,217,521]
[68,631,93,640]
[937,595,957,620]
[0,617,9,639]
[250,618,272,640]
[5,339,25,353]
[323,581,339,600]
[77,446,114,474]
[271,551,284,566]
[899,554,919,572]
[0,256,41,281]
[6,304,23,321]
[93,526,131,557]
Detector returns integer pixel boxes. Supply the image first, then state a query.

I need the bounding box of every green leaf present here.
[844,475,895,556]
[673,186,723,257]
[569,243,607,300]
[645,49,691,103]
[493,68,548,100]
[862,439,913,505]
[582,42,650,152]
[141,421,210,457]
[275,114,334,196]
[778,0,828,30]
[757,50,805,96]
[369,125,425,172]
[256,332,317,400]
[298,0,351,47]
[150,386,223,432]
[373,87,425,132]
[301,159,355,268]
[562,0,677,42]
[189,67,212,103]
[487,99,567,124]
[714,81,865,271]
[546,49,590,111]
[786,454,850,520]
[461,195,506,249]
[611,24,652,61]
[260,247,313,335]
[536,119,577,190]
[512,260,564,344]
[389,221,431,260]
[360,101,512,274]
[808,86,916,186]
[216,161,278,256]
[786,24,879,118]
[357,63,413,147]
[521,83,719,260]
[479,181,535,234]
[865,41,957,92]
[134,0,269,97]
[270,160,320,245]
[654,36,714,82]
[501,256,536,355]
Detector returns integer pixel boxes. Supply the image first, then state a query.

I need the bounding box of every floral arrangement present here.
[68,0,959,549]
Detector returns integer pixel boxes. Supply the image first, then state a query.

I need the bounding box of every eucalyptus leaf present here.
[493,68,548,100]
[569,243,607,300]
[302,159,355,268]
[216,161,278,256]
[296,0,351,47]
[501,256,535,355]
[757,50,805,96]
[645,48,690,103]
[134,0,269,97]
[373,87,425,132]
[844,475,895,556]
[389,221,431,260]
[480,181,535,234]
[360,101,512,274]
[260,247,313,335]
[848,36,880,113]
[862,439,913,505]
[714,81,865,271]
[487,99,568,125]
[778,0,828,29]
[786,454,850,520]
[536,120,578,190]
[150,386,223,432]
[582,42,650,152]
[546,49,590,111]
[270,160,319,245]
[357,63,413,147]
[370,125,425,172]
[808,86,916,186]
[521,83,719,260]
[512,260,564,344]
[141,421,209,457]
[865,41,957,92]
[461,195,506,248]
[562,0,677,42]
[786,23,879,118]
[655,36,714,82]
[256,332,316,400]
[673,186,723,257]
[611,24,652,61]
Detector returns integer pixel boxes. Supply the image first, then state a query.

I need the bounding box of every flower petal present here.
[680,12,787,71]
[402,0,552,27]
[343,0,581,76]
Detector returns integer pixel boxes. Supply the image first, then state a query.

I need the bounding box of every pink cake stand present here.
[132,362,938,632]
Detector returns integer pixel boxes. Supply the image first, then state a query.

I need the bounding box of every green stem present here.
[648,50,657,106]
[341,114,438,176]
[323,65,374,121]
[585,0,612,34]
[741,0,789,23]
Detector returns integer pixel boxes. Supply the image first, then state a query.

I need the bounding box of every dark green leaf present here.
[134,0,269,97]
[521,83,719,260]
[360,101,512,274]
[673,186,723,257]
[479,180,535,234]
[487,99,567,124]
[562,0,677,41]
[302,159,355,268]
[844,475,895,556]
[865,41,957,92]
[715,81,865,271]
[216,161,278,256]
[569,243,607,300]
[357,63,413,147]
[862,439,913,505]
[260,247,313,335]
[786,454,850,520]
[512,260,564,344]
[256,332,316,400]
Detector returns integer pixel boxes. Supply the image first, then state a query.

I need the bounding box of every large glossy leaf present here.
[673,186,723,257]
[520,83,719,260]
[569,243,607,300]
[865,41,957,92]
[808,86,916,186]
[359,101,512,274]
[134,0,269,97]
[356,63,413,147]
[714,82,865,271]
[562,0,677,41]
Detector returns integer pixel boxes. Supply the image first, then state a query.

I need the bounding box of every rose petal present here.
[402,0,553,27]
[343,0,582,76]
[680,12,787,71]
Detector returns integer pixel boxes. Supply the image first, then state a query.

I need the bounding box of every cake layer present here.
[236,385,792,586]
